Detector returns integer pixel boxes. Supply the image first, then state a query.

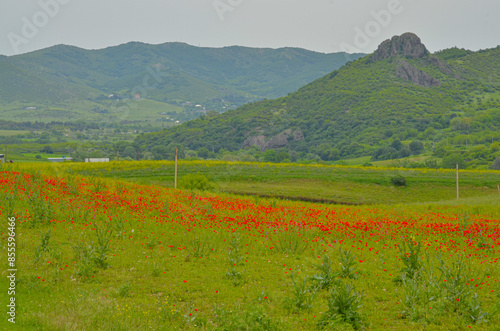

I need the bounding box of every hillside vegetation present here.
[0,43,362,125]
[137,33,500,169]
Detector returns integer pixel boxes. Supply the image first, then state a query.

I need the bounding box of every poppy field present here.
[1,164,500,330]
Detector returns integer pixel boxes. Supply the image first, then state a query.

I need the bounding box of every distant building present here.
[85,158,109,163]
[0,154,4,163]
[48,157,73,162]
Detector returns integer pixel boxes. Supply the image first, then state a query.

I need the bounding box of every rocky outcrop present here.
[293,129,304,141]
[371,33,429,62]
[242,135,266,149]
[262,132,289,151]
[396,61,440,87]
[370,33,444,87]
[243,129,304,151]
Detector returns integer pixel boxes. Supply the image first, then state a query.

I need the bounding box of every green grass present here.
[0,129,32,137]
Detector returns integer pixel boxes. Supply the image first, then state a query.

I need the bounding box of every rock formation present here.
[396,61,440,87]
[243,129,304,151]
[371,32,429,62]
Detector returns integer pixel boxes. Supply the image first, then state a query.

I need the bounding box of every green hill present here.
[136,33,500,168]
[0,43,363,125]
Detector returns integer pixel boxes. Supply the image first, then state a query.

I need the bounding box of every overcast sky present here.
[1,0,499,56]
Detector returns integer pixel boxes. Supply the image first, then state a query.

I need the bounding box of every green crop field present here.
[21,160,500,205]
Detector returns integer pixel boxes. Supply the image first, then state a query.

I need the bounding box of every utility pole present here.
[456,163,459,200]
[174,147,178,189]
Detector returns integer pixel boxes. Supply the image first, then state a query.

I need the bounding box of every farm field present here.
[1,162,500,330]
[20,160,500,205]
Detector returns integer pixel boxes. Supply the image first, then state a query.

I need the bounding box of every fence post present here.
[175,148,178,189]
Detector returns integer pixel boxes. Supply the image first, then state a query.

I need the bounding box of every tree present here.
[142,152,154,160]
[123,146,137,160]
[391,139,404,151]
[263,149,277,163]
[409,140,424,155]
[441,153,467,169]
[276,150,290,163]
[151,146,169,160]
[41,145,54,154]
[197,147,209,159]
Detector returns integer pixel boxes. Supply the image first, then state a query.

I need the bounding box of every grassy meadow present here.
[1,161,500,330]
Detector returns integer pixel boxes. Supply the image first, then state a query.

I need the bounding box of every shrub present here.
[390,175,407,187]
[178,173,214,191]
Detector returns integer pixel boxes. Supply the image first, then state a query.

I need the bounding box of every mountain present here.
[136,33,500,164]
[0,43,363,124]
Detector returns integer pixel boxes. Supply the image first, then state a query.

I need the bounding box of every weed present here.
[319,282,365,330]
[421,257,443,307]
[311,255,340,290]
[93,222,114,269]
[214,305,279,330]
[157,297,181,322]
[285,273,316,312]
[183,311,207,328]
[436,255,472,310]
[151,263,161,277]
[146,238,158,250]
[228,234,243,266]
[34,229,51,263]
[118,283,131,297]
[225,268,246,287]
[28,193,53,228]
[273,228,309,256]
[401,274,423,321]
[338,249,358,279]
[396,240,422,281]
[3,192,17,218]
[457,211,471,233]
[188,236,212,258]
[73,243,96,279]
[113,220,126,239]
[244,308,279,330]
[463,292,489,324]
